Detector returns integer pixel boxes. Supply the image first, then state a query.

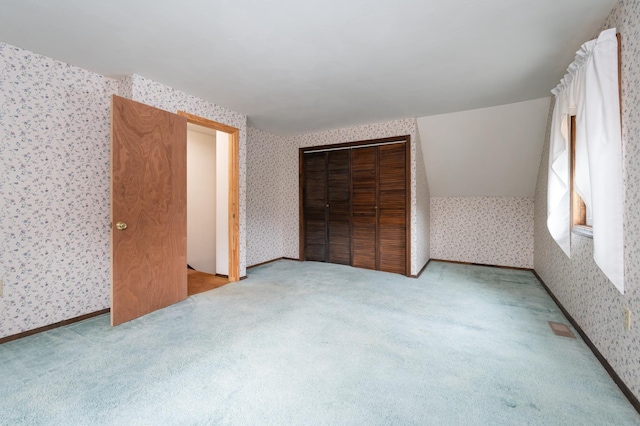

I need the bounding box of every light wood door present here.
[111,95,188,326]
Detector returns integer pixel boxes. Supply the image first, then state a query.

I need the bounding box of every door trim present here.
[299,135,411,276]
[178,111,240,282]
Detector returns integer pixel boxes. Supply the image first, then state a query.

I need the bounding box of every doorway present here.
[110,95,241,326]
[179,111,240,293]
[185,122,228,295]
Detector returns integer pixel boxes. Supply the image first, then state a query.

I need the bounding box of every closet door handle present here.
[326,204,330,208]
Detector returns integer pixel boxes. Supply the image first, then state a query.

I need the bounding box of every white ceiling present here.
[418,98,551,198]
[0,0,617,135]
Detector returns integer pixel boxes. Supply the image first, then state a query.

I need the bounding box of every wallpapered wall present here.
[246,119,431,275]
[431,197,534,269]
[246,127,286,267]
[534,0,640,399]
[0,43,248,338]
[0,42,118,338]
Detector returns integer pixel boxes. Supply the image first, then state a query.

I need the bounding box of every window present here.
[569,115,592,237]
[547,28,624,291]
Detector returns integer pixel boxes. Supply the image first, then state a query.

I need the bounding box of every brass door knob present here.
[116,222,128,230]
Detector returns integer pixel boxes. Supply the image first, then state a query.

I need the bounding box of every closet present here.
[300,136,409,275]
[303,150,351,265]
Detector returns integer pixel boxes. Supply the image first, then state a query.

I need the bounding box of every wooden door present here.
[351,147,378,270]
[303,152,328,262]
[111,95,188,326]
[377,143,407,275]
[327,150,351,265]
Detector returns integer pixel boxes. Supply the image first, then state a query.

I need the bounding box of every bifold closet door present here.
[327,150,351,265]
[378,143,407,275]
[303,152,327,262]
[351,147,377,270]
[303,141,406,275]
[303,151,351,263]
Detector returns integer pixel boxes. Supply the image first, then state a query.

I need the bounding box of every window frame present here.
[569,114,594,238]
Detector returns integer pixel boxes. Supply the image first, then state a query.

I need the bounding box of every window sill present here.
[572,225,593,239]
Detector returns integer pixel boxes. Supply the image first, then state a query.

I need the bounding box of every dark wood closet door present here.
[301,138,408,276]
[303,152,327,262]
[378,143,407,275]
[351,147,378,270]
[327,150,351,265]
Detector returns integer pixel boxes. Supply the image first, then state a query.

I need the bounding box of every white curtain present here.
[547,28,624,293]
[547,91,571,257]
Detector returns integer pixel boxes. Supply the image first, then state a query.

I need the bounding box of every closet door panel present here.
[304,152,327,262]
[327,150,351,265]
[351,147,377,270]
[378,143,406,274]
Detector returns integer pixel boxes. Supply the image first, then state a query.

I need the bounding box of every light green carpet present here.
[0,260,638,425]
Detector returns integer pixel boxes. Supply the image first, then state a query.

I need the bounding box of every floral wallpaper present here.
[116,75,133,100]
[246,127,286,266]
[431,197,534,269]
[0,44,248,339]
[0,42,118,338]
[534,0,640,400]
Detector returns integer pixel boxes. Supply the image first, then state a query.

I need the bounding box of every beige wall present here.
[187,129,217,274]
[216,131,230,276]
[417,98,549,197]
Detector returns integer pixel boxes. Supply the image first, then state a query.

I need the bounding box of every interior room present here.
[1,0,639,423]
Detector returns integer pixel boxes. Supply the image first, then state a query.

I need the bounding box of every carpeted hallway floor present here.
[1,260,638,425]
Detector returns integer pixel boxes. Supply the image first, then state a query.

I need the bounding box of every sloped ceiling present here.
[0,0,617,135]
[418,98,551,198]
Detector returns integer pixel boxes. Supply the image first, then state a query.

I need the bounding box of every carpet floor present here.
[0,260,638,425]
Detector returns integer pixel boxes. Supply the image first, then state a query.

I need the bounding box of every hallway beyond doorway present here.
[187,269,229,296]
